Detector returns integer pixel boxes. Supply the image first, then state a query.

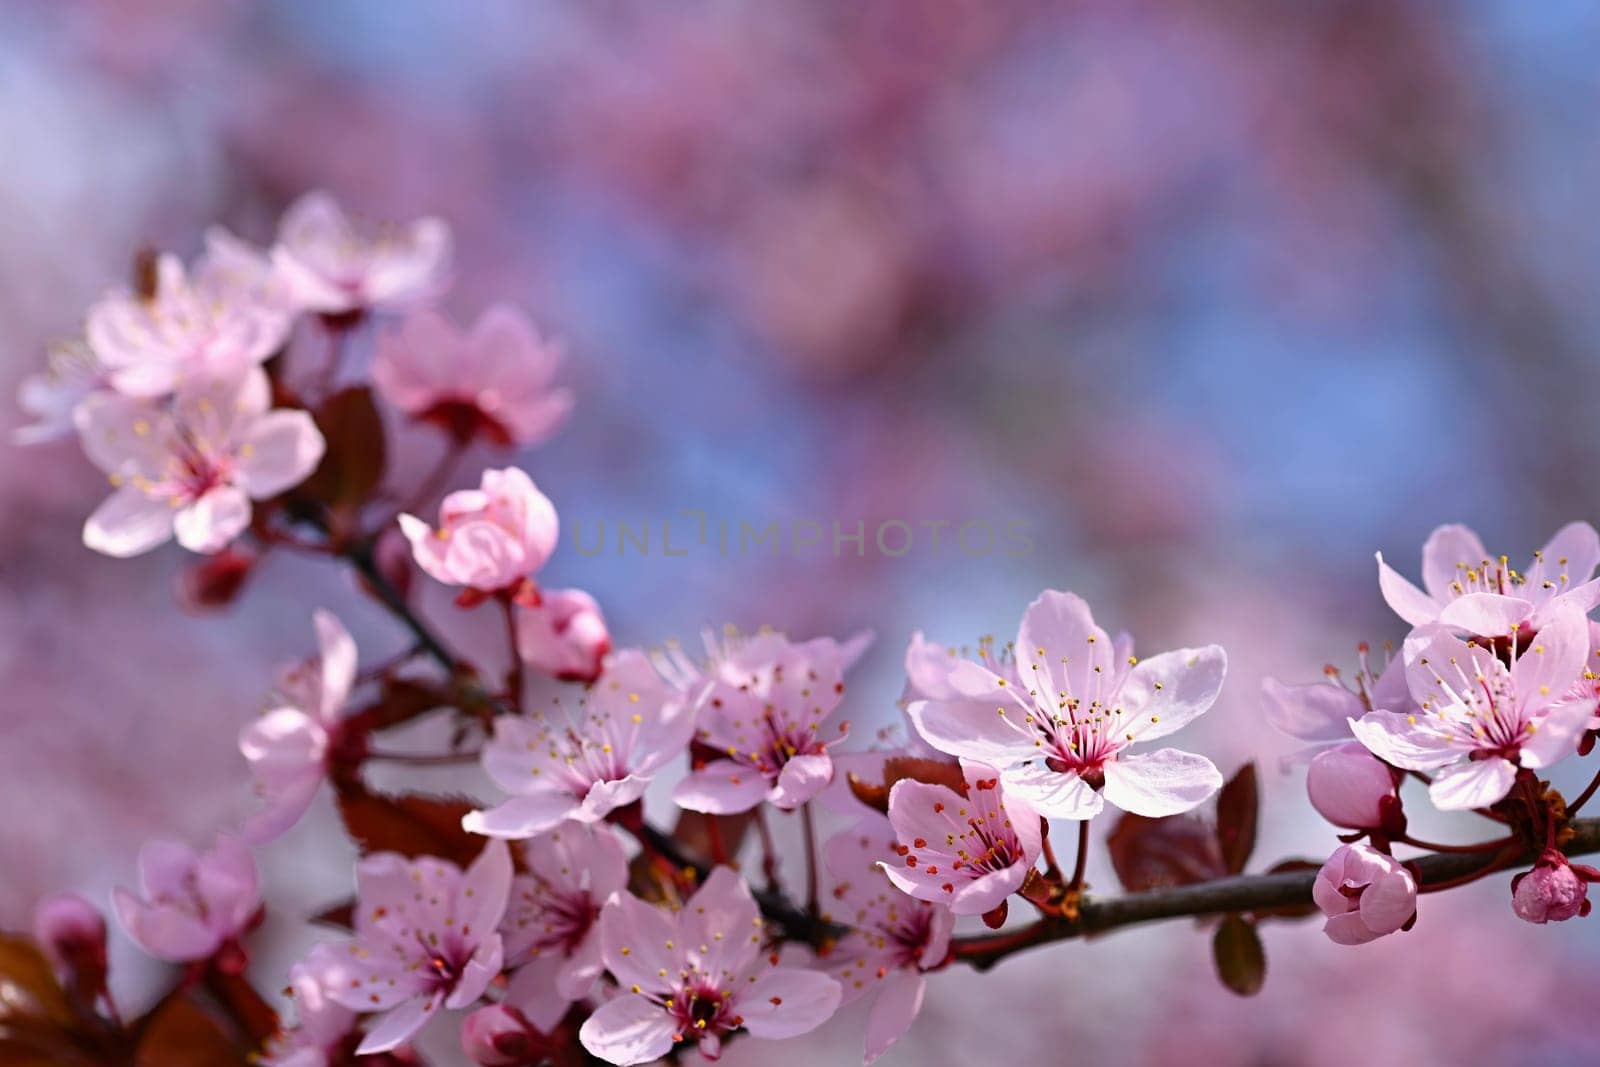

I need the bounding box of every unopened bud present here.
[460,1004,540,1066]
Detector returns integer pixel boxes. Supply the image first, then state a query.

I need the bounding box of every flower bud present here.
[516,588,610,683]
[176,545,257,612]
[1512,853,1592,924]
[33,892,108,996]
[1306,742,1399,830]
[460,1004,540,1066]
[1313,843,1416,945]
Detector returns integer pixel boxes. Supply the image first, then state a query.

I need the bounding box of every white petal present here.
[84,487,174,557]
[1100,749,1222,817]
[1428,759,1517,810]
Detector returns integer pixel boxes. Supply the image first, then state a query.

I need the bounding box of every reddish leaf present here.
[134,994,244,1066]
[300,387,387,518]
[310,899,355,930]
[1106,812,1227,892]
[0,935,73,1028]
[846,755,964,814]
[344,678,455,735]
[1215,763,1259,875]
[1212,915,1266,996]
[336,785,486,867]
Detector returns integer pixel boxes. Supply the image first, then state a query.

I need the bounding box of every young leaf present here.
[1106,812,1227,892]
[134,994,244,1066]
[336,785,486,868]
[1212,915,1266,996]
[299,386,387,518]
[1215,762,1259,875]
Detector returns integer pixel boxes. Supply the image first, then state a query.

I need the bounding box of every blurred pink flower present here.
[460,1002,542,1066]
[907,590,1226,820]
[1351,610,1594,810]
[1512,852,1595,924]
[13,340,106,446]
[580,867,841,1064]
[398,467,558,596]
[500,824,628,1030]
[1377,522,1600,638]
[313,841,512,1055]
[823,821,954,1064]
[75,368,325,557]
[87,252,291,399]
[653,627,872,697]
[882,759,1041,916]
[112,834,259,963]
[516,587,610,684]
[271,191,451,314]
[1313,843,1416,946]
[33,891,107,983]
[372,306,572,447]
[239,610,357,843]
[1261,645,1414,763]
[261,949,358,1067]
[1305,741,1400,831]
[464,651,693,838]
[672,632,855,814]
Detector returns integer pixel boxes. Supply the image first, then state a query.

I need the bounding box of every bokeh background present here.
[5,2,1600,1064]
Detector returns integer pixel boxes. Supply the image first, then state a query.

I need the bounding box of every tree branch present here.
[952,818,1600,971]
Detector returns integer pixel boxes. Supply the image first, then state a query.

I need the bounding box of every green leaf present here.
[1215,762,1259,875]
[1212,915,1266,996]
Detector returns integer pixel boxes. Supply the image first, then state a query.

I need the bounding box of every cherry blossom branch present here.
[342,539,459,673]
[951,818,1600,971]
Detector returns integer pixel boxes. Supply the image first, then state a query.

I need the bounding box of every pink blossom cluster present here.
[18,196,1600,1066]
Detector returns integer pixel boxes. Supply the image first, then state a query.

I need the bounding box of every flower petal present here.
[356,994,440,1055]
[673,760,771,814]
[173,487,251,554]
[736,967,842,1040]
[1427,758,1517,810]
[463,794,578,838]
[999,763,1104,821]
[1120,645,1226,743]
[238,410,324,497]
[578,994,677,1067]
[84,487,174,558]
[1101,749,1222,817]
[1377,552,1440,627]
[865,972,925,1065]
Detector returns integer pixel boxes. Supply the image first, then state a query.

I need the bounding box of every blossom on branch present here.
[517,587,611,684]
[1313,843,1416,946]
[907,590,1227,820]
[398,466,559,597]
[112,834,260,963]
[261,951,358,1067]
[271,191,451,314]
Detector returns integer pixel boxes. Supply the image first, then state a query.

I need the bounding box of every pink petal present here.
[865,972,925,1065]
[1520,696,1594,769]
[1511,607,1588,715]
[1323,910,1379,946]
[1348,709,1456,771]
[737,967,842,1040]
[1376,552,1441,627]
[1420,525,1491,600]
[1120,645,1226,743]
[600,892,680,996]
[578,994,677,1067]
[1435,593,1532,637]
[576,775,652,822]
[173,486,251,554]
[1101,749,1222,817]
[770,753,833,810]
[1260,678,1365,744]
[356,994,441,1055]
[1538,521,1600,587]
[999,763,1104,820]
[505,956,573,1034]
[312,611,357,717]
[682,868,762,976]
[112,889,217,962]
[673,760,771,814]
[445,937,504,1010]
[1427,758,1517,810]
[238,410,324,498]
[461,840,513,936]
[462,794,579,838]
[1013,590,1116,710]
[84,486,175,558]
[904,692,1032,767]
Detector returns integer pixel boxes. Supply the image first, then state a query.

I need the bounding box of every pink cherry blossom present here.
[653,625,872,697]
[261,948,358,1067]
[112,834,260,963]
[460,1002,543,1066]
[1313,843,1417,946]
[33,892,107,983]
[672,632,855,814]
[464,650,693,838]
[1512,852,1595,924]
[1305,742,1401,831]
[1260,644,1414,763]
[75,368,325,557]
[239,611,357,843]
[579,867,842,1064]
[398,467,559,595]
[271,191,451,314]
[881,759,1042,915]
[86,251,292,399]
[312,841,512,1055]
[823,822,953,1064]
[907,590,1227,820]
[517,587,611,684]
[1377,522,1600,638]
[1350,610,1596,810]
[372,306,573,447]
[893,631,1026,759]
[13,339,106,446]
[499,825,629,1031]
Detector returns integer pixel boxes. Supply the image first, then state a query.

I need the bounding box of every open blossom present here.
[579,868,842,1065]
[907,590,1227,820]
[1350,610,1595,810]
[239,611,357,843]
[1377,522,1600,638]
[500,825,628,1031]
[672,632,855,814]
[271,191,451,314]
[313,842,512,1055]
[881,760,1041,915]
[517,587,611,684]
[398,467,558,595]
[823,823,953,1064]
[75,368,325,557]
[1512,852,1596,924]
[86,251,292,399]
[261,950,358,1067]
[1314,843,1417,946]
[14,339,106,446]
[1261,644,1414,763]
[112,835,260,962]
[1306,742,1401,831]
[373,306,573,447]
[653,625,872,696]
[464,651,693,837]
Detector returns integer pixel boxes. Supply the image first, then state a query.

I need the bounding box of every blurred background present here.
[4,1,1600,1063]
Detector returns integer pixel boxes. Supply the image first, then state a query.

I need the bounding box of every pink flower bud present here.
[398,468,558,595]
[516,587,610,683]
[33,892,108,986]
[460,1004,540,1066]
[1306,742,1399,830]
[1313,843,1417,945]
[1512,853,1592,924]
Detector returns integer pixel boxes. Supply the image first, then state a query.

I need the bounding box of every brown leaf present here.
[344,678,455,735]
[336,785,486,867]
[135,994,244,1067]
[1106,812,1227,892]
[1215,763,1259,875]
[0,935,73,1028]
[847,756,964,814]
[310,899,355,930]
[1212,915,1266,996]
[299,387,387,519]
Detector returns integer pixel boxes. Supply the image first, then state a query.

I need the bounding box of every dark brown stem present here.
[800,803,820,917]
[1068,819,1090,894]
[1569,765,1600,816]
[364,748,482,766]
[342,541,457,672]
[499,593,525,714]
[950,818,1600,971]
